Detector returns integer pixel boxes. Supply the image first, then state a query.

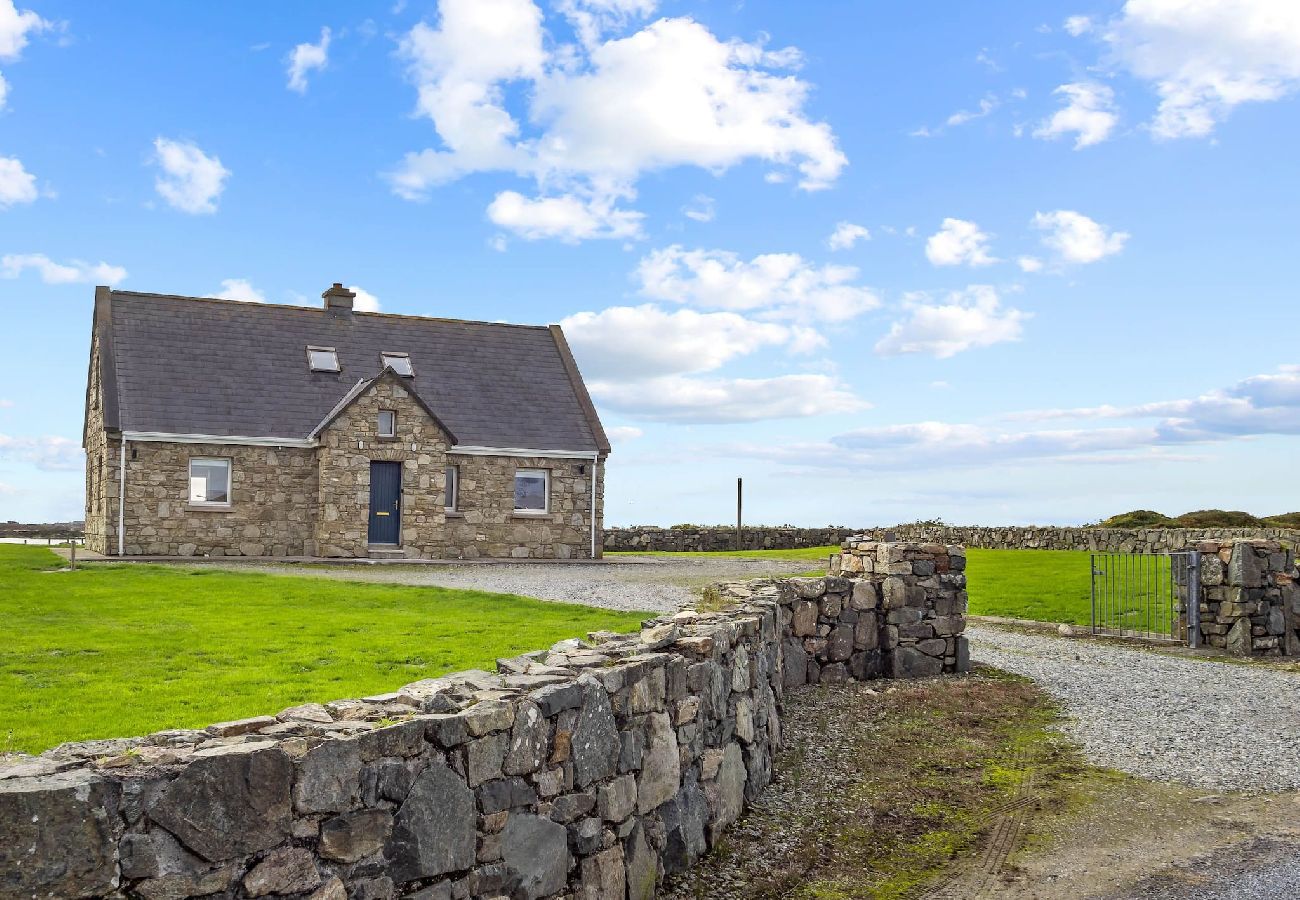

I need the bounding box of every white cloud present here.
[557,0,657,47]
[827,221,870,251]
[1009,366,1300,443]
[0,70,7,109]
[287,26,331,93]
[1017,255,1044,273]
[560,304,816,381]
[0,397,14,408]
[0,433,83,471]
[636,245,880,322]
[1105,0,1300,139]
[682,194,715,223]
[0,155,37,207]
[348,285,382,312]
[925,218,996,267]
[487,189,643,241]
[1064,15,1094,36]
[946,94,999,127]
[151,138,230,215]
[605,424,644,442]
[1032,209,1129,264]
[588,373,866,423]
[0,0,48,61]
[1,253,127,285]
[1033,82,1118,148]
[213,278,267,303]
[388,3,845,239]
[875,285,1027,359]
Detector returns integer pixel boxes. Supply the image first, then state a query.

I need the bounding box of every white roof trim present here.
[450,445,600,460]
[123,431,317,448]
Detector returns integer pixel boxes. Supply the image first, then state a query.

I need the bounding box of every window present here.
[307,346,339,372]
[378,409,396,437]
[445,465,458,511]
[189,458,231,505]
[514,468,549,513]
[380,352,414,376]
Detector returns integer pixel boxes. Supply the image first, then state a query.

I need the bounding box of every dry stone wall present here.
[0,542,966,900]
[603,524,1300,554]
[1196,540,1299,656]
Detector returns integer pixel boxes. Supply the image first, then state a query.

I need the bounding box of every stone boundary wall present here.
[0,541,967,900]
[603,525,1300,554]
[1196,540,1298,656]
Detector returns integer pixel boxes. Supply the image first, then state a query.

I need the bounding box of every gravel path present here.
[233,556,814,613]
[967,624,1300,792]
[1107,837,1300,899]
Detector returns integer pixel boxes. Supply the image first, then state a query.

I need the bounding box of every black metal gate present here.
[1090,551,1201,646]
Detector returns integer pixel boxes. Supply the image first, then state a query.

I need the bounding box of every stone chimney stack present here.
[322,282,355,313]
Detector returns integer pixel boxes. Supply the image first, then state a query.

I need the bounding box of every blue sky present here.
[1,0,1298,526]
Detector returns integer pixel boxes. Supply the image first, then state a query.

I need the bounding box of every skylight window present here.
[380,352,414,376]
[307,346,339,372]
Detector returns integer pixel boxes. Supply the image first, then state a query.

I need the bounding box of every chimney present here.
[322,282,355,314]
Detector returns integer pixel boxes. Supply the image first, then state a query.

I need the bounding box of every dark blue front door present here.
[368,462,401,544]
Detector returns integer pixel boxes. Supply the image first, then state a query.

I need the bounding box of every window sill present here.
[185,503,235,513]
[511,511,552,520]
[445,510,464,519]
[377,435,400,442]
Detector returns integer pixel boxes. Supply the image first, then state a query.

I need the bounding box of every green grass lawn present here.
[613,544,1097,626]
[0,546,648,755]
[965,549,1093,625]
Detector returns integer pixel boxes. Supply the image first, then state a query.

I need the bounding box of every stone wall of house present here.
[443,454,604,560]
[315,378,451,558]
[603,524,1300,554]
[1196,540,1299,656]
[0,545,966,899]
[83,331,113,555]
[114,441,319,557]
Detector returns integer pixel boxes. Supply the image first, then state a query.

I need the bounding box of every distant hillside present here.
[1097,509,1300,529]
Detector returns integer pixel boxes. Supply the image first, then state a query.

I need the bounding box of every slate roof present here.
[91,290,610,453]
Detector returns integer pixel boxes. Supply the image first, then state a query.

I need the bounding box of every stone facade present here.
[315,378,452,558]
[84,375,603,560]
[0,546,968,899]
[603,524,1300,555]
[444,454,603,560]
[1195,540,1299,656]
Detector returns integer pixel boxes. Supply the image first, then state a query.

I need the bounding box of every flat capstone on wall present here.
[0,540,967,900]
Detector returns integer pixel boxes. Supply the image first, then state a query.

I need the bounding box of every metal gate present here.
[1090,551,1201,646]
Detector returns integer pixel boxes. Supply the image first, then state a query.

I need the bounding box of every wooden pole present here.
[70,540,76,571]
[736,477,743,550]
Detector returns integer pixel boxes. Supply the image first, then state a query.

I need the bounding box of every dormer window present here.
[307,346,339,372]
[380,352,414,376]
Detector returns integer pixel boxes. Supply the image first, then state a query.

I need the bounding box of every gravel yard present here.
[235,556,814,613]
[968,624,1300,792]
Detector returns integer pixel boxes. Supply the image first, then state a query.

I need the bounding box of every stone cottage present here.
[82,284,610,559]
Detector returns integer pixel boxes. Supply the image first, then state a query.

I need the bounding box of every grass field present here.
[0,546,648,754]
[616,545,1096,626]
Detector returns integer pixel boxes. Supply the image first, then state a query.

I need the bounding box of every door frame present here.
[367,460,403,546]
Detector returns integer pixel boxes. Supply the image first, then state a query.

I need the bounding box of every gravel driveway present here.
[968,624,1300,792]
[235,556,818,613]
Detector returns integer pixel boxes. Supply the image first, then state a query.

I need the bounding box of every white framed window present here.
[307,346,340,372]
[189,458,231,505]
[378,409,396,437]
[514,468,549,513]
[380,352,414,376]
[445,465,459,511]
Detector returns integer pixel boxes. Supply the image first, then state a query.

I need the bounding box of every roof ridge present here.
[108,290,553,331]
